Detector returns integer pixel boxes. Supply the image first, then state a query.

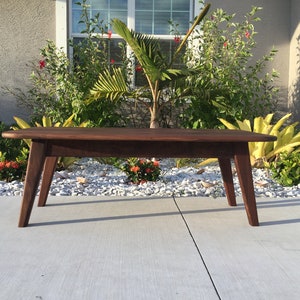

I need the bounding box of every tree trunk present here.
[150,111,159,128]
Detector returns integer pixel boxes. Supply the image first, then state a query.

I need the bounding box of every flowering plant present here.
[121,158,161,184]
[0,158,27,182]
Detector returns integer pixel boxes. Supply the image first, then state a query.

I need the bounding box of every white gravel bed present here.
[1,158,300,198]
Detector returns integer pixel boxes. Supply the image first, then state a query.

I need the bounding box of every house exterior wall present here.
[0,0,298,124]
[0,0,55,124]
[289,0,300,118]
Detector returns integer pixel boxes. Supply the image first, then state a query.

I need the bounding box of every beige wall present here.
[0,0,299,123]
[0,0,55,124]
[289,0,300,119]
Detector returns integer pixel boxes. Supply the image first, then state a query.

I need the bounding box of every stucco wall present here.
[0,0,55,124]
[289,0,300,118]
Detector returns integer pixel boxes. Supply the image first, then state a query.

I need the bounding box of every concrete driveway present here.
[1,195,300,299]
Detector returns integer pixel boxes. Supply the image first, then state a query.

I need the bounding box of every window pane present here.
[154,12,171,34]
[154,0,171,11]
[92,10,109,25]
[173,0,190,11]
[172,12,189,33]
[136,0,152,10]
[110,10,127,24]
[91,0,108,10]
[72,9,86,33]
[135,11,153,33]
[111,0,127,9]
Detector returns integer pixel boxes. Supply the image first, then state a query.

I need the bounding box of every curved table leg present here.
[38,157,58,207]
[18,141,46,227]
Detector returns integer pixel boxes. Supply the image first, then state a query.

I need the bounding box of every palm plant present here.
[88,4,211,128]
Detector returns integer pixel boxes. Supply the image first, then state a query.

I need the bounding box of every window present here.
[71,0,194,36]
[70,0,198,85]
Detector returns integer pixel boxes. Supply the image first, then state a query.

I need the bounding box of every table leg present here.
[18,141,46,227]
[38,157,58,207]
[234,143,259,226]
[218,158,237,206]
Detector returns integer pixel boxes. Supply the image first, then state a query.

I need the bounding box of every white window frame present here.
[56,0,203,55]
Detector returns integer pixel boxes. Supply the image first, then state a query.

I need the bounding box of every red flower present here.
[135,65,143,72]
[0,162,5,171]
[108,30,112,39]
[110,59,115,64]
[145,168,152,174]
[223,41,228,48]
[174,36,181,44]
[245,31,251,39]
[11,162,19,169]
[5,161,11,168]
[130,166,140,173]
[39,59,46,69]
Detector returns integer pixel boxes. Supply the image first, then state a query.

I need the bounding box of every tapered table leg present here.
[38,157,58,207]
[218,158,237,206]
[234,143,259,226]
[18,140,46,227]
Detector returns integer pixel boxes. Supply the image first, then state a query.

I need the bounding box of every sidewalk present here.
[1,195,300,299]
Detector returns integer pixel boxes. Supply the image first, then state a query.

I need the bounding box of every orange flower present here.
[0,162,5,171]
[130,166,140,173]
[152,160,160,167]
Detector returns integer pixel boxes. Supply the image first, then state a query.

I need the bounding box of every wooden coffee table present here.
[2,127,276,227]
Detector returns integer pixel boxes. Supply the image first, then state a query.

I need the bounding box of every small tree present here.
[88,4,211,128]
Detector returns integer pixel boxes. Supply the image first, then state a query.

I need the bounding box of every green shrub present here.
[0,122,28,181]
[0,122,28,161]
[270,151,300,186]
[179,4,279,129]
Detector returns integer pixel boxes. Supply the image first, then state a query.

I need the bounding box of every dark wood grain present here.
[2,127,276,227]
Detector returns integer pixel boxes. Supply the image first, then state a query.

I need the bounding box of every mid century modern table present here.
[2,127,276,227]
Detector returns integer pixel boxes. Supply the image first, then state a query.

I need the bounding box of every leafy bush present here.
[121,158,161,184]
[0,122,28,181]
[0,122,27,161]
[270,151,300,186]
[5,1,123,127]
[179,4,279,129]
[219,113,300,167]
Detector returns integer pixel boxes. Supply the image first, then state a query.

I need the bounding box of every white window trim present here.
[57,1,203,53]
[56,0,68,52]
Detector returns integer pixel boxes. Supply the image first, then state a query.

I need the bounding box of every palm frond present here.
[89,67,131,102]
[112,19,165,82]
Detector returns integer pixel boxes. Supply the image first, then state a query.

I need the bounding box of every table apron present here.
[41,139,242,158]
